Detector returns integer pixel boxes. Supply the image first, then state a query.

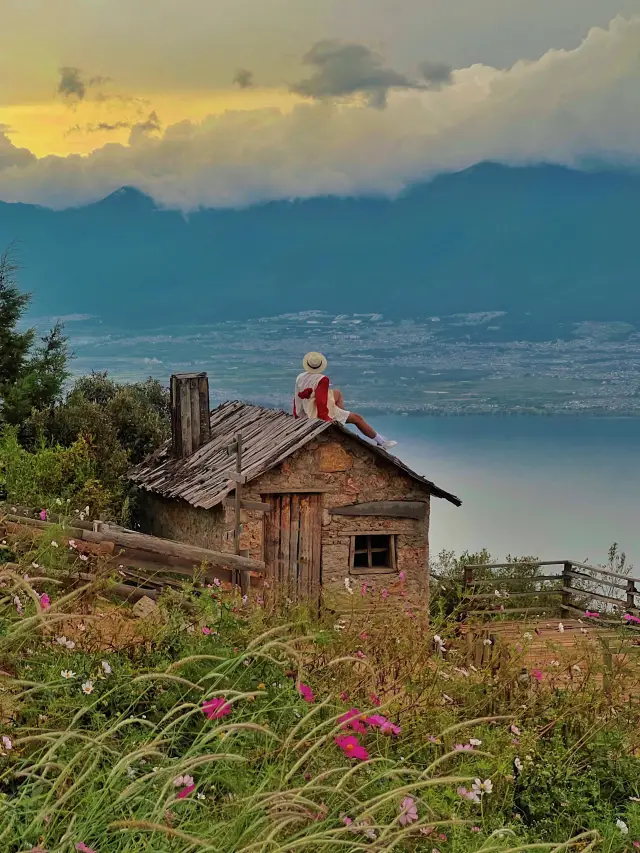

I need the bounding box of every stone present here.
[132,595,158,619]
[317,442,353,473]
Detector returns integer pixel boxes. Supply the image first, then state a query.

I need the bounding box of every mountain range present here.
[1,162,638,328]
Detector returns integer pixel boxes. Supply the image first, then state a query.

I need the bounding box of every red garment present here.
[293,373,331,421]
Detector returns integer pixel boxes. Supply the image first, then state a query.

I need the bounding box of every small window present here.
[350,534,397,574]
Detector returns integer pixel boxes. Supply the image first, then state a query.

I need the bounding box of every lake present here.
[367,415,640,568]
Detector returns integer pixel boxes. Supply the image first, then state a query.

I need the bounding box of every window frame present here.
[349,533,398,575]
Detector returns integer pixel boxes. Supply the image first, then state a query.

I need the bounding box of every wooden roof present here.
[128,401,461,509]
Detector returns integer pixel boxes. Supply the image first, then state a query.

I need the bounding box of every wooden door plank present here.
[280,495,291,592]
[311,494,323,606]
[290,494,301,599]
[298,496,311,599]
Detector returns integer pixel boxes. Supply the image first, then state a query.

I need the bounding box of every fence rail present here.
[459,560,640,628]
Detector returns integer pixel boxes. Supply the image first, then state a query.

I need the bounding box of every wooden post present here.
[170,373,211,459]
[230,432,250,596]
[626,578,637,611]
[562,561,572,613]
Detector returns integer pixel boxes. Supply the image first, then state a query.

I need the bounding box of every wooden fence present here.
[460,559,640,629]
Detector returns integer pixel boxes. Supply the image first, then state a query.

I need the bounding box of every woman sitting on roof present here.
[293,352,397,451]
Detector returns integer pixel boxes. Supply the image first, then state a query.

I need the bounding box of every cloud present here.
[128,110,162,143]
[1,16,639,211]
[0,128,36,170]
[418,61,453,88]
[233,68,255,88]
[290,39,427,108]
[58,66,87,101]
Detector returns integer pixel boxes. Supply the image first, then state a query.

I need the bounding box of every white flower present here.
[494,590,502,597]
[469,738,482,747]
[84,506,90,515]
[550,660,560,667]
[433,635,447,653]
[196,792,206,800]
[571,665,582,674]
[55,635,75,650]
[101,660,112,675]
[483,638,493,646]
[558,623,565,633]
[333,622,346,632]
[514,757,523,773]
[81,680,94,695]
[344,578,354,595]
[615,820,628,835]
[1,735,12,751]
[61,670,75,679]
[55,498,62,505]
[580,627,588,634]
[442,693,453,703]
[68,539,76,549]
[79,512,85,521]
[523,632,533,641]
[51,540,59,548]
[241,594,248,605]
[79,554,89,562]
[126,766,136,779]
[472,778,493,795]
[31,562,40,569]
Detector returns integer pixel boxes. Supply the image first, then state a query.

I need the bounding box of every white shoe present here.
[380,439,397,451]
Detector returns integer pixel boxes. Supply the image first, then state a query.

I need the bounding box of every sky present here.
[0,0,639,209]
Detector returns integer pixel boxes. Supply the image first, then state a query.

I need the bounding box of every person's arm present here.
[315,375,331,421]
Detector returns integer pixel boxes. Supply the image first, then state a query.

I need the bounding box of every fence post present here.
[562,561,572,614]
[626,579,637,612]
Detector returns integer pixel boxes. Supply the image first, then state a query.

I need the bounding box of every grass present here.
[0,525,639,852]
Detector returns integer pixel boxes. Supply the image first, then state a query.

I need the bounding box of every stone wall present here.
[136,491,225,551]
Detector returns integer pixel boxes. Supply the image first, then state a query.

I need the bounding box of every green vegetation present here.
[0,526,638,852]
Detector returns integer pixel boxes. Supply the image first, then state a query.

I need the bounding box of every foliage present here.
[0,246,70,425]
[0,532,638,852]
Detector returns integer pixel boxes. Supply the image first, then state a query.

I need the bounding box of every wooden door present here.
[262,493,323,602]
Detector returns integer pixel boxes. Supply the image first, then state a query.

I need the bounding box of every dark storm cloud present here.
[233,68,254,88]
[418,60,453,88]
[58,66,86,100]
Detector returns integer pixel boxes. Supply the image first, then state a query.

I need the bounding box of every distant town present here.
[51,310,640,417]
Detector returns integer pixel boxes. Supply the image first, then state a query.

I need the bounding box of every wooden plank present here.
[470,590,562,601]
[180,379,192,458]
[329,501,427,520]
[349,565,399,576]
[258,487,331,494]
[226,471,248,485]
[340,528,409,536]
[223,499,272,513]
[189,376,200,451]
[465,575,563,587]
[561,587,639,613]
[290,495,301,598]
[198,374,211,446]
[298,496,310,598]
[311,493,323,605]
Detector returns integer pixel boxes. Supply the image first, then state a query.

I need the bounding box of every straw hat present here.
[302,351,327,374]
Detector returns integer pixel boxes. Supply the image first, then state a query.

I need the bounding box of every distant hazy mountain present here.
[1,163,638,327]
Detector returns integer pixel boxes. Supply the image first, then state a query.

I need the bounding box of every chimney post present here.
[170,373,211,458]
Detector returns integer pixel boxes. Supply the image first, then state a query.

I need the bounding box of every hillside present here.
[1,163,639,326]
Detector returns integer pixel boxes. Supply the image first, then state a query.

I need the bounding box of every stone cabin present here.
[128,373,461,602]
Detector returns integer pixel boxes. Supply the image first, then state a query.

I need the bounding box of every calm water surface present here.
[367,416,640,567]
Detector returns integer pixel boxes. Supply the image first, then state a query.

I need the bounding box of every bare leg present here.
[346,412,377,440]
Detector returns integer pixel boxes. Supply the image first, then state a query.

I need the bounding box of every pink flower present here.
[342,815,353,826]
[585,610,600,618]
[338,708,368,734]
[454,743,474,751]
[438,834,448,841]
[39,510,47,521]
[531,668,544,683]
[381,588,389,601]
[471,826,482,832]
[632,842,640,849]
[510,724,521,736]
[428,735,440,744]
[369,692,381,707]
[359,632,368,641]
[457,786,480,803]
[624,613,640,624]
[177,784,195,799]
[298,683,314,703]
[76,844,97,853]
[202,697,232,720]
[202,626,212,635]
[398,570,406,582]
[399,796,418,826]
[361,583,369,596]
[366,714,401,736]
[339,690,349,702]
[40,594,51,610]
[355,650,366,660]
[335,735,369,761]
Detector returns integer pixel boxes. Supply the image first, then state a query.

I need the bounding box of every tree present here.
[0,245,70,424]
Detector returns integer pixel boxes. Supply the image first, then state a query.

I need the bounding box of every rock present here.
[316,443,353,473]
[132,595,158,619]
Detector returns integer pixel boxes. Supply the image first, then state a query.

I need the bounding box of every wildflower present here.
[633,843,640,850]
[381,588,389,601]
[79,554,88,562]
[366,713,400,735]
[469,738,482,746]
[101,660,111,675]
[339,690,349,701]
[61,670,75,679]
[585,610,600,618]
[76,844,97,853]
[56,635,75,650]
[428,735,441,744]
[523,632,533,641]
[174,774,195,788]
[31,562,40,569]
[81,680,94,695]
[39,509,47,521]
[344,578,354,595]
[399,796,418,826]
[369,692,381,706]
[514,756,523,774]
[483,638,493,646]
[616,820,629,835]
[213,578,222,588]
[51,540,59,548]
[335,734,369,761]
[241,594,248,605]
[510,724,521,736]
[126,766,136,778]
[550,660,560,667]
[2,735,12,751]
[14,596,22,615]
[454,667,470,677]
[457,786,480,803]
[338,708,368,734]
[558,623,565,632]
[333,621,346,632]
[355,650,366,660]
[624,613,640,624]
[202,697,232,719]
[442,693,454,703]
[581,627,588,634]
[297,683,314,703]
[433,635,447,653]
[359,632,368,641]
[571,665,582,674]
[454,743,474,751]
[472,778,493,795]
[177,783,196,799]
[471,826,482,832]
[197,792,206,800]
[68,539,76,549]
[257,682,265,690]
[202,626,212,635]
[360,583,369,596]
[530,668,543,682]
[398,570,406,582]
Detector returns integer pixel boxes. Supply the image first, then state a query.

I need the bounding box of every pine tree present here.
[0,245,70,425]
